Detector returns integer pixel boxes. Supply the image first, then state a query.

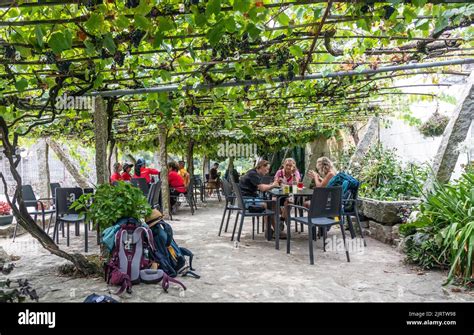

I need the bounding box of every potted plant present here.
[71,181,152,231]
[0,201,13,226]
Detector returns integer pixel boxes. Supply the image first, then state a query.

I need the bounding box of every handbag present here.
[248,205,265,213]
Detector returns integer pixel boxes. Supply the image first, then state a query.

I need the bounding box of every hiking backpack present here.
[327,172,360,211]
[150,220,200,279]
[104,218,186,295]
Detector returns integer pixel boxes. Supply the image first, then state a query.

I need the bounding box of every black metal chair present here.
[343,183,366,247]
[50,182,61,203]
[193,175,204,203]
[52,188,87,251]
[230,181,276,242]
[218,179,240,236]
[204,173,222,202]
[131,178,149,197]
[83,188,94,233]
[147,181,162,211]
[286,187,350,264]
[13,185,55,242]
[169,179,196,215]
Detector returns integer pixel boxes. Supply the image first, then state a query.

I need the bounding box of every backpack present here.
[150,220,200,279]
[327,172,360,211]
[83,293,119,303]
[104,218,186,295]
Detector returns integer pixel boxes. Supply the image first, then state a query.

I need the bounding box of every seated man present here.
[208,162,221,196]
[239,160,283,237]
[168,162,187,214]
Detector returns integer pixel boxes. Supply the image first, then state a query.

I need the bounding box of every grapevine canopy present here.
[1,0,473,150]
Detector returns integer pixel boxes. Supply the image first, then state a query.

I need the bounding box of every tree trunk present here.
[0,119,98,276]
[303,136,329,186]
[114,145,119,163]
[349,117,379,169]
[157,126,170,219]
[94,97,109,185]
[107,139,116,177]
[202,155,208,179]
[36,138,51,199]
[226,157,234,181]
[46,138,90,189]
[186,139,195,177]
[428,71,474,186]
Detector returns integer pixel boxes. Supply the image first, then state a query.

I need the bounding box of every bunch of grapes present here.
[125,0,139,9]
[149,6,160,18]
[100,48,111,59]
[160,3,175,15]
[275,49,290,69]
[360,3,374,14]
[237,32,250,52]
[287,63,295,80]
[4,45,16,60]
[130,29,146,48]
[213,35,238,59]
[57,60,72,74]
[256,53,271,69]
[243,75,252,93]
[114,51,125,66]
[44,51,57,64]
[83,0,103,10]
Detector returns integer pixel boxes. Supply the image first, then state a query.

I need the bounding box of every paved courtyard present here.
[1,198,472,302]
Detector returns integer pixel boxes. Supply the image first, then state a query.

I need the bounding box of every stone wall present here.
[357,197,419,247]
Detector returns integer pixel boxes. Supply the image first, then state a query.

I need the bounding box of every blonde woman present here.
[308,156,337,188]
[274,158,301,185]
[304,157,338,209]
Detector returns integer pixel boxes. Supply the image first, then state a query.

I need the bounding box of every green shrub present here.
[404,172,474,286]
[71,181,152,231]
[341,145,429,200]
[404,231,449,270]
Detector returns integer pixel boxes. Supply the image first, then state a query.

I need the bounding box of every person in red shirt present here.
[133,158,160,184]
[110,162,123,183]
[121,163,133,182]
[168,162,186,212]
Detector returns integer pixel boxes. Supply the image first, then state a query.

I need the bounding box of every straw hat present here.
[145,209,163,228]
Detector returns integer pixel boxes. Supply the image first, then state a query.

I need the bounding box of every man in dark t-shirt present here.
[239,160,283,237]
[240,160,279,197]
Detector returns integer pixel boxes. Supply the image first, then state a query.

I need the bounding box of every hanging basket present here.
[418,112,449,138]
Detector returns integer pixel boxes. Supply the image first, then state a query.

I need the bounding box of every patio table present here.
[267,188,314,250]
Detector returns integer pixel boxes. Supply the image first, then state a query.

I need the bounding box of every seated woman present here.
[121,163,133,182]
[308,156,337,188]
[304,156,338,208]
[274,158,301,222]
[133,158,160,184]
[168,162,187,213]
[110,162,123,183]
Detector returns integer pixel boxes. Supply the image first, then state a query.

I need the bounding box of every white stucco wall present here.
[378,68,473,181]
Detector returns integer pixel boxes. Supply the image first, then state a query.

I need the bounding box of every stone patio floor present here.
[1,198,473,302]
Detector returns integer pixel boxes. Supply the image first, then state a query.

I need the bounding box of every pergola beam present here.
[90,58,474,97]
